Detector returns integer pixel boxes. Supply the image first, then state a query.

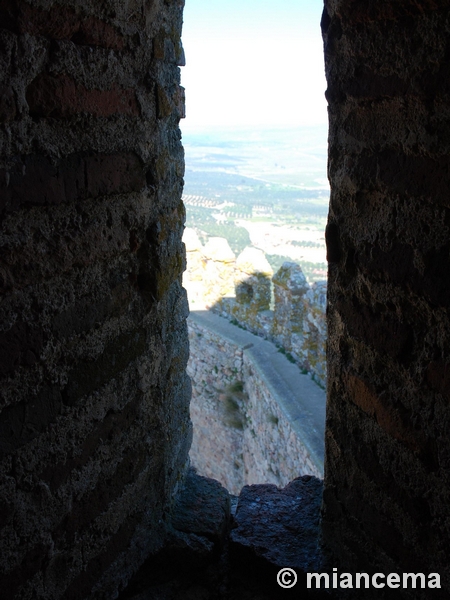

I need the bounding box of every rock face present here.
[322,0,450,594]
[0,1,190,598]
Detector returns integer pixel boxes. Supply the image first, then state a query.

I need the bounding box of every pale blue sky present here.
[181,0,327,130]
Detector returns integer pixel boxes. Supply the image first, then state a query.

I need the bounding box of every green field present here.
[182,125,329,282]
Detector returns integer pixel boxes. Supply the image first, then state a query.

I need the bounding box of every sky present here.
[180,0,327,131]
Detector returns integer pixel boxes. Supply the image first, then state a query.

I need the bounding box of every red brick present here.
[2,154,69,214]
[344,67,409,99]
[325,221,341,263]
[153,30,166,59]
[173,84,186,119]
[26,74,139,119]
[348,149,450,204]
[13,1,124,49]
[84,153,144,197]
[74,16,124,50]
[358,241,450,307]
[156,84,172,118]
[18,1,79,39]
[346,374,423,451]
[0,152,145,218]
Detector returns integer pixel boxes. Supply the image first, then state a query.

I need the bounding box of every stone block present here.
[230,476,323,572]
[0,152,145,217]
[26,74,139,118]
[335,297,411,360]
[171,468,231,549]
[74,17,125,50]
[84,153,144,198]
[272,261,309,294]
[14,0,125,50]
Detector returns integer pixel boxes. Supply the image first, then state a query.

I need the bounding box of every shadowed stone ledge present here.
[230,475,324,573]
[119,472,331,599]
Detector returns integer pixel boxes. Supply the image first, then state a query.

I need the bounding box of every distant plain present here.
[182,124,330,282]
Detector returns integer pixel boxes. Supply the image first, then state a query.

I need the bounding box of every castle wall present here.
[4,1,450,595]
[0,1,190,598]
[187,318,245,495]
[184,230,328,387]
[322,0,450,592]
[188,314,323,496]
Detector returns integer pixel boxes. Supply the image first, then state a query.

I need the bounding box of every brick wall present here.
[322,1,450,594]
[0,1,190,598]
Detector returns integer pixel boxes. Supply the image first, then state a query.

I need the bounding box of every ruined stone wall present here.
[184,229,327,386]
[322,0,450,593]
[0,1,190,598]
[188,316,323,496]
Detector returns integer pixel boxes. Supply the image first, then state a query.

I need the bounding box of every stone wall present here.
[322,0,450,594]
[184,229,327,387]
[5,1,450,596]
[0,2,190,599]
[188,315,323,496]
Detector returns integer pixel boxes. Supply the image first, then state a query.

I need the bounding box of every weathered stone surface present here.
[235,246,273,278]
[202,237,236,307]
[234,247,273,316]
[117,470,230,600]
[203,237,236,264]
[0,0,189,598]
[322,0,450,594]
[183,232,327,386]
[118,475,328,600]
[230,476,323,572]
[272,261,309,294]
[27,74,140,118]
[171,468,231,548]
[188,312,324,495]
